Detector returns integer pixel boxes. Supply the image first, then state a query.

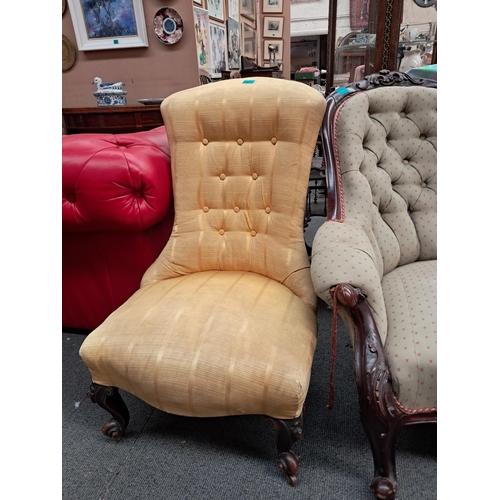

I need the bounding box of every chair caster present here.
[370,476,396,500]
[277,451,299,487]
[102,418,125,442]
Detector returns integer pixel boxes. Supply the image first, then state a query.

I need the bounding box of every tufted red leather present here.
[62,126,174,330]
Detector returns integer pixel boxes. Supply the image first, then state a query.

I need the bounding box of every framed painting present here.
[242,23,256,60]
[228,0,239,21]
[350,0,370,29]
[226,18,241,69]
[193,7,211,71]
[263,39,283,60]
[263,0,283,13]
[240,0,256,21]
[207,0,225,21]
[263,17,284,38]
[67,0,148,51]
[209,22,228,78]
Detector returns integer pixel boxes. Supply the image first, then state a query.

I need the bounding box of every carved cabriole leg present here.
[268,412,304,487]
[335,284,404,500]
[87,382,130,442]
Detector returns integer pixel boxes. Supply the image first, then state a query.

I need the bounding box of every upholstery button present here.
[234,206,240,213]
[219,229,225,235]
[252,173,258,180]
[202,138,209,145]
[420,134,427,140]
[66,194,76,203]
[403,160,409,165]
[203,206,209,212]
[133,190,143,198]
[237,138,244,146]
[421,182,427,188]
[271,137,277,145]
[250,230,257,237]
[400,112,406,118]
[220,173,226,180]
[265,207,271,214]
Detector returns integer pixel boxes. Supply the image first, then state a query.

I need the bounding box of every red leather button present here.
[66,194,76,203]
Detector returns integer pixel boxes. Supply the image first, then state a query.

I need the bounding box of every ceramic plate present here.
[137,98,165,106]
[153,7,184,45]
[62,35,76,71]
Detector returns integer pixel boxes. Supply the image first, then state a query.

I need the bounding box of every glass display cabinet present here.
[326,0,437,93]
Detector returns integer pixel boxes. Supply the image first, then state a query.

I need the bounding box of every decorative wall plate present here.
[62,35,76,71]
[153,7,184,45]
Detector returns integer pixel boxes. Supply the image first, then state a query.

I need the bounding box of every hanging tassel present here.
[327,286,339,411]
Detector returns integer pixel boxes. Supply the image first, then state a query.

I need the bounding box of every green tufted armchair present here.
[311,70,437,500]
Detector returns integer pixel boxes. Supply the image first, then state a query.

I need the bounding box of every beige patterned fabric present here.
[383,261,437,409]
[80,79,327,420]
[311,86,437,410]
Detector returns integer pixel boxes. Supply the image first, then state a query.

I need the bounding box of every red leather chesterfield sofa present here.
[62,126,174,330]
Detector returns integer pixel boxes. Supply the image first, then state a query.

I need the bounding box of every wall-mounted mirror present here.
[325,0,437,93]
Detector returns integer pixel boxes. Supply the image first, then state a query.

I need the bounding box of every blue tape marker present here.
[242,79,256,84]
[335,87,349,95]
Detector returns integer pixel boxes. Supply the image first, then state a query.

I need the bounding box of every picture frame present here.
[67,0,148,51]
[263,17,284,39]
[226,18,241,69]
[240,0,256,21]
[263,0,283,13]
[263,39,283,60]
[228,0,239,21]
[207,0,225,21]
[193,7,211,71]
[209,22,228,78]
[242,23,257,60]
[193,0,203,5]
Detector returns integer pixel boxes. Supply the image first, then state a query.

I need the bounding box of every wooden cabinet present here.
[62,106,164,135]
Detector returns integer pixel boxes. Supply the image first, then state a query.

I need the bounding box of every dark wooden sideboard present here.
[62,106,164,135]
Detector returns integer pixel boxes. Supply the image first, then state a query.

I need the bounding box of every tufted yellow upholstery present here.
[80,78,326,420]
[311,85,437,410]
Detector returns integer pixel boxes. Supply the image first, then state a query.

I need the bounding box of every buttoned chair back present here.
[79,78,326,486]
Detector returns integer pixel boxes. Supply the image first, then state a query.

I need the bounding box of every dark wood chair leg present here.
[87,382,130,442]
[268,412,304,487]
[360,412,400,500]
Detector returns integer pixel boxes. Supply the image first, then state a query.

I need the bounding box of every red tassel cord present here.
[327,286,338,411]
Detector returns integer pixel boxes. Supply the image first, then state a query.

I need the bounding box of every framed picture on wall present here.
[240,0,256,21]
[226,18,241,69]
[263,17,284,38]
[263,0,283,13]
[228,0,239,21]
[193,7,211,71]
[207,0,225,21]
[263,39,283,60]
[209,22,228,78]
[242,23,257,60]
[67,0,148,51]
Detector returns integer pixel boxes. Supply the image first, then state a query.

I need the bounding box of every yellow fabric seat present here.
[78,78,327,486]
[80,270,317,419]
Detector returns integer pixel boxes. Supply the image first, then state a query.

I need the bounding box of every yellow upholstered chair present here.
[79,78,326,486]
[311,70,437,499]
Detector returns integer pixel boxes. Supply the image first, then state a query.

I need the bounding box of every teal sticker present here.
[242,79,256,84]
[335,87,348,95]
[113,40,119,44]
